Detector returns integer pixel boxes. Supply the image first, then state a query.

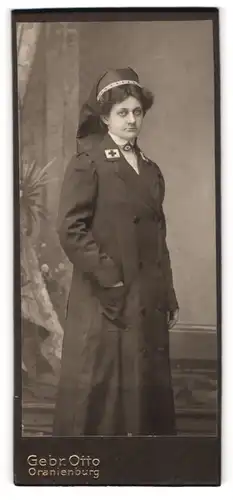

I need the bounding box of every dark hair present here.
[97,84,154,117]
[76,83,154,140]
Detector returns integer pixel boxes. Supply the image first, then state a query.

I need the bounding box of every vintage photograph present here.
[13,8,220,485]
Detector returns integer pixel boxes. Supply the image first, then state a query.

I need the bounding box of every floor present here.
[22,359,218,436]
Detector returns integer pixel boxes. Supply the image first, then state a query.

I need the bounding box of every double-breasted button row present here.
[133,214,163,224]
[138,259,161,269]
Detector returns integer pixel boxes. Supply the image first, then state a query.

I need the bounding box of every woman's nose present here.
[127,112,136,123]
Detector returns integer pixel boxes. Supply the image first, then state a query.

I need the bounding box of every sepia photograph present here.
[13,8,220,485]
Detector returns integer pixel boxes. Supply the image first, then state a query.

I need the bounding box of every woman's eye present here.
[118,109,142,117]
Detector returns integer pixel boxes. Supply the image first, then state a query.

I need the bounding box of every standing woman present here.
[53,68,179,436]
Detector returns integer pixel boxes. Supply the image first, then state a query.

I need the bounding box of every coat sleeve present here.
[155,164,178,311]
[160,209,179,312]
[57,153,122,288]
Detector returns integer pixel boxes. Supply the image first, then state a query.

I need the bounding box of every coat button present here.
[141,307,146,317]
[133,215,140,224]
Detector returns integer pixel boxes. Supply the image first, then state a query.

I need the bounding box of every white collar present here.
[108,132,135,148]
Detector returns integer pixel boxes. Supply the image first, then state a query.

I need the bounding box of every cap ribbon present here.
[97,79,142,101]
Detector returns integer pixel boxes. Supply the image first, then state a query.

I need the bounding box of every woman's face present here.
[101,96,143,142]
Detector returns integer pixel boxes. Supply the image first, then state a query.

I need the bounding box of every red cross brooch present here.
[105,149,120,159]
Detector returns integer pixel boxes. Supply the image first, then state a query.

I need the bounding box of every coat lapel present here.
[98,134,162,216]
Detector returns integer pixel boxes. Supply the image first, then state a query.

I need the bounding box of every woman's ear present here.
[100,115,109,126]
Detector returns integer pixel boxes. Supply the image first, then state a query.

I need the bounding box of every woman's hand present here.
[167,308,179,329]
[111,281,124,287]
[97,281,126,327]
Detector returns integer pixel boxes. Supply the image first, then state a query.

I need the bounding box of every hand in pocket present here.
[111,281,124,288]
[98,283,126,323]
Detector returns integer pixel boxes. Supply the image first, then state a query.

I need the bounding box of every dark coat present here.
[53,133,178,436]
